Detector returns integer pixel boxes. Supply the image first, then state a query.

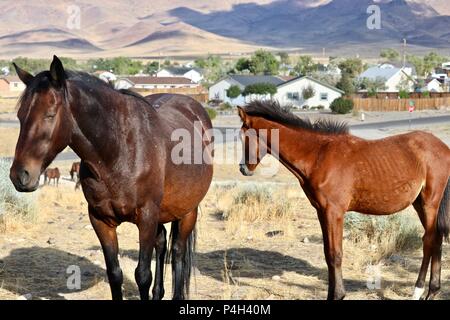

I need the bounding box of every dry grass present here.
[210,182,300,239]
[0,98,18,114]
[344,210,422,265]
[0,128,19,157]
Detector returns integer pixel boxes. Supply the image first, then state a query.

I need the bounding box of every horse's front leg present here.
[89,206,123,300]
[135,205,159,300]
[317,205,346,300]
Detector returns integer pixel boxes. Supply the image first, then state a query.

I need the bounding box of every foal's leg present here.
[152,224,167,300]
[317,206,346,300]
[89,206,123,300]
[135,205,159,300]
[172,208,197,300]
[412,194,442,300]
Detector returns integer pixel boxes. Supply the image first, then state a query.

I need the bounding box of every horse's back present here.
[144,93,212,131]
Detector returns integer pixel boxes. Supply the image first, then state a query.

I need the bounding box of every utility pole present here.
[402,38,407,68]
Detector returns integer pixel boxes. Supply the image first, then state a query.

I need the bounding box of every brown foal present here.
[238,100,450,300]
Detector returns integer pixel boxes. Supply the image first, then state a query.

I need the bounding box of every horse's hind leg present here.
[152,224,167,300]
[412,185,444,300]
[171,208,197,300]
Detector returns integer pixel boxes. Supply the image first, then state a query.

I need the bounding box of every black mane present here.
[242,100,349,135]
[18,70,152,108]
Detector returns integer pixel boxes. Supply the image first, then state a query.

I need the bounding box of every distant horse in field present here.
[44,168,60,186]
[238,100,450,300]
[70,162,80,181]
[10,56,213,300]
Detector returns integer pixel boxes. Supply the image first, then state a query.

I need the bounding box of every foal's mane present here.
[242,100,349,135]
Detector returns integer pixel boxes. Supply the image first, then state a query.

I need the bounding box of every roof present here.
[228,75,285,87]
[277,75,345,94]
[120,76,193,85]
[359,64,401,81]
[0,75,21,83]
[160,66,202,75]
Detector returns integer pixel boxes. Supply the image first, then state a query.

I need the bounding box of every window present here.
[287,92,299,100]
[13,82,18,88]
[320,92,328,101]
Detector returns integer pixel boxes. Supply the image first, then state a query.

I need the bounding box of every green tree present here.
[226,85,242,104]
[242,83,277,97]
[336,73,355,96]
[380,48,400,61]
[302,85,316,101]
[407,52,446,77]
[294,56,318,76]
[248,50,280,75]
[278,52,290,65]
[235,58,251,72]
[145,61,159,74]
[338,58,364,78]
[195,55,226,85]
[330,97,353,114]
[357,77,387,96]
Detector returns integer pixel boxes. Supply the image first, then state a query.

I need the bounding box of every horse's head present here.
[10,56,73,192]
[237,106,269,176]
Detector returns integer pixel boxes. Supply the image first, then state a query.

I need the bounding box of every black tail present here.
[437,178,450,242]
[166,221,196,298]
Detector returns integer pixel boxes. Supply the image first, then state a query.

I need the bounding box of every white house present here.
[0,75,26,94]
[208,75,343,109]
[275,76,344,109]
[421,78,443,93]
[156,67,203,83]
[358,64,414,92]
[115,76,198,90]
[209,75,285,106]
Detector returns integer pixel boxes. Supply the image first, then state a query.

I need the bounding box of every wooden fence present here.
[352,97,450,112]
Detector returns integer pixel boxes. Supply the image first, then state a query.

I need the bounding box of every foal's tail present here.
[166,221,196,298]
[437,178,450,242]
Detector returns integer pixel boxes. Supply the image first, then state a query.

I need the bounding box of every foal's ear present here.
[13,63,34,86]
[49,55,66,87]
[237,106,247,122]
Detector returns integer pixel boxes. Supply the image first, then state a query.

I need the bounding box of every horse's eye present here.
[45,114,56,120]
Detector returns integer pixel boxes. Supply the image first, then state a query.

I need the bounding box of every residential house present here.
[115,76,198,90]
[156,67,203,83]
[0,75,26,95]
[209,75,343,109]
[420,78,443,93]
[358,64,414,92]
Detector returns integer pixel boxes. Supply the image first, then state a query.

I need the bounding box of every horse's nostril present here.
[20,169,30,185]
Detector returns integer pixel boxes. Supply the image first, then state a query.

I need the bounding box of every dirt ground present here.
[1,113,450,300]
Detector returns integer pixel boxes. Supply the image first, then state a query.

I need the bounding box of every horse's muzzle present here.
[10,165,39,192]
[239,164,254,176]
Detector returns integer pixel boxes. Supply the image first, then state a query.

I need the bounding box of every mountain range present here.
[0,0,448,59]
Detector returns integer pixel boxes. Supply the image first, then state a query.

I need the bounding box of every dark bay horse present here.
[10,56,213,300]
[70,162,80,181]
[238,100,450,300]
[44,167,60,186]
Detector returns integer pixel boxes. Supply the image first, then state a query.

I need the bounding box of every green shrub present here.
[0,159,37,229]
[330,97,353,114]
[345,211,421,262]
[218,102,233,111]
[399,90,410,99]
[205,107,217,120]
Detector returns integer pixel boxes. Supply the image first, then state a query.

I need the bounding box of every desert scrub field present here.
[0,159,37,232]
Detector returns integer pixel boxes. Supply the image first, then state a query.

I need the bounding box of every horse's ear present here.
[49,55,66,87]
[13,63,34,86]
[237,106,247,122]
